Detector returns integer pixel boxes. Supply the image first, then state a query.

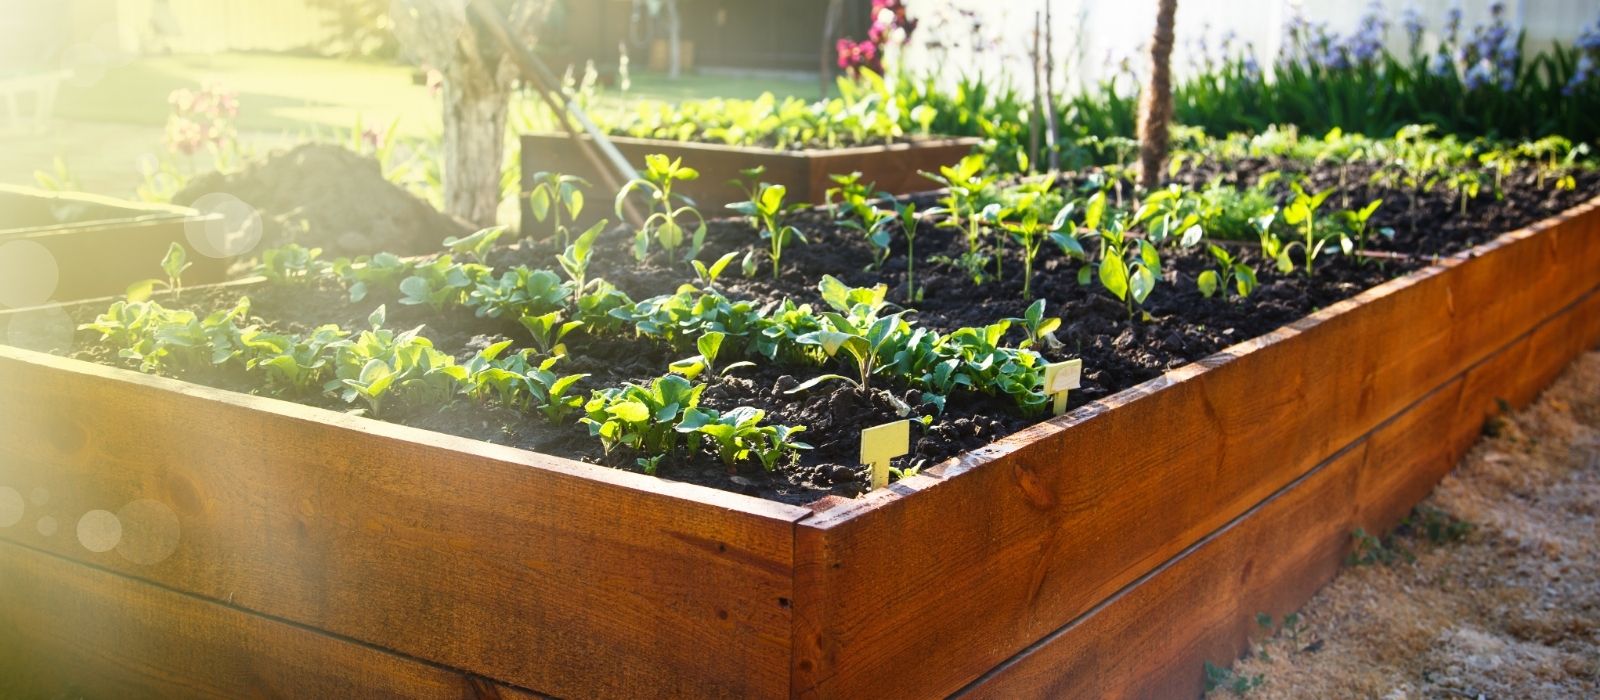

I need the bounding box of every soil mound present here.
[174,143,466,257]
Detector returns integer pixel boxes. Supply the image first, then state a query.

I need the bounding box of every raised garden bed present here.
[518,133,979,235]
[0,185,226,302]
[1,168,1597,698]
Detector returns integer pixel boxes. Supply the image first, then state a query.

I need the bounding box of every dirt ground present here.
[1208,351,1600,699]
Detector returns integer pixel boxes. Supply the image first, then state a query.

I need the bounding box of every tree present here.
[1136,0,1177,190]
[391,0,554,226]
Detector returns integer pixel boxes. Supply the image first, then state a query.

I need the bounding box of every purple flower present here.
[1402,4,1425,51]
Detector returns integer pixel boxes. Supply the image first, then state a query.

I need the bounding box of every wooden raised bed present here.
[0,196,1597,697]
[518,133,979,235]
[0,185,227,302]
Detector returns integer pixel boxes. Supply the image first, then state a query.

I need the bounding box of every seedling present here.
[1197,245,1258,299]
[921,153,996,284]
[677,406,810,472]
[827,172,895,269]
[615,154,707,262]
[1334,198,1391,261]
[557,219,607,305]
[669,331,755,380]
[127,242,193,302]
[690,251,740,293]
[1003,299,1062,350]
[518,311,582,356]
[526,171,589,246]
[860,419,910,490]
[1280,183,1334,276]
[258,244,327,285]
[442,226,506,265]
[727,180,806,278]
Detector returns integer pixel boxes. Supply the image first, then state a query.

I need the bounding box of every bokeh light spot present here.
[77,509,122,553]
[0,240,61,308]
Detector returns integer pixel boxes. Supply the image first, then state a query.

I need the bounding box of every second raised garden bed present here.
[0,185,1597,697]
[0,185,227,302]
[518,133,979,235]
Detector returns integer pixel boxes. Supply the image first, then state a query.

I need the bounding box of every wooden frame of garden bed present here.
[0,185,228,302]
[518,134,980,235]
[0,196,1597,698]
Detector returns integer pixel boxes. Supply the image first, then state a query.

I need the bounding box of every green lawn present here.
[55,52,823,138]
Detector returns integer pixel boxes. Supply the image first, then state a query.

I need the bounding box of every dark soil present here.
[172,143,467,258]
[44,160,1600,506]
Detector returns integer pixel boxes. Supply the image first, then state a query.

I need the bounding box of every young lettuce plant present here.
[239,324,348,395]
[727,181,806,279]
[257,244,328,286]
[127,242,193,302]
[788,277,906,395]
[442,226,506,265]
[332,252,413,303]
[669,330,755,380]
[1197,245,1258,300]
[615,154,707,262]
[676,406,810,473]
[518,311,583,356]
[581,374,707,472]
[1002,299,1062,350]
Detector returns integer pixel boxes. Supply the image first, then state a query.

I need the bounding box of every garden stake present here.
[1043,359,1083,416]
[860,419,910,491]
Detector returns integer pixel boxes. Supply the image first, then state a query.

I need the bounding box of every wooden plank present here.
[958,284,1600,698]
[0,539,543,700]
[791,197,1600,698]
[0,349,810,699]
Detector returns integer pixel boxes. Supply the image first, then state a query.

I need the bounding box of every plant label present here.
[860,419,910,491]
[1043,359,1083,416]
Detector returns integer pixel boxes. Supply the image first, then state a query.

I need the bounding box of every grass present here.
[54,52,823,138]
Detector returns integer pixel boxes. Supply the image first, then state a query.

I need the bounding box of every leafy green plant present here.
[329,306,465,418]
[332,252,414,303]
[240,324,348,394]
[526,170,590,246]
[727,179,806,279]
[258,244,328,285]
[469,266,568,320]
[827,171,895,269]
[1280,183,1334,276]
[557,219,607,305]
[1003,299,1062,350]
[690,251,740,293]
[1197,245,1258,300]
[127,243,193,302]
[1078,197,1158,319]
[986,190,1064,301]
[1334,198,1391,261]
[616,154,707,262]
[669,330,754,380]
[921,154,996,283]
[518,311,583,356]
[581,374,707,468]
[398,257,484,310]
[790,308,908,393]
[441,226,506,265]
[895,201,934,302]
[677,406,810,472]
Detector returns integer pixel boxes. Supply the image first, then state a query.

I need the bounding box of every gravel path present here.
[1207,351,1600,699]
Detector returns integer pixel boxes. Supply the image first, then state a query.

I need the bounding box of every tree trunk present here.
[665,0,682,78]
[1137,0,1178,190]
[442,73,511,227]
[821,0,844,99]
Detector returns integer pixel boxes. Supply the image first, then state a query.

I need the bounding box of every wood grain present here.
[2,200,228,302]
[0,539,545,699]
[791,197,1600,698]
[0,350,810,699]
[959,278,1600,699]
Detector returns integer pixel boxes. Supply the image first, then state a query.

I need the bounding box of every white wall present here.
[897,0,1600,95]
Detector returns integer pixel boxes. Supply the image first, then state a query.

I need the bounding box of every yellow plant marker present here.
[860,419,911,491]
[1043,359,1084,416]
